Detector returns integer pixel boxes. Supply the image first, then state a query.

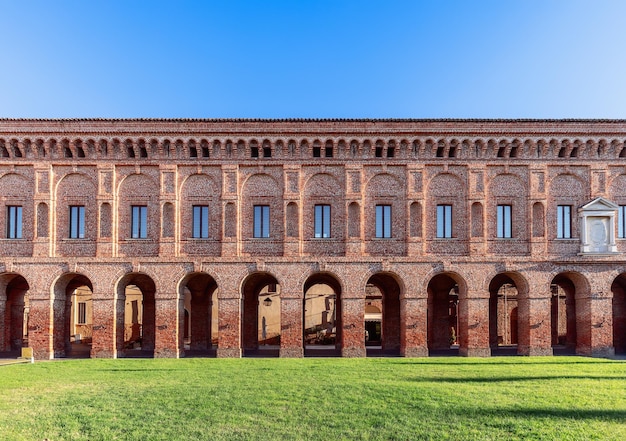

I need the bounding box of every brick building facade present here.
[1,119,625,360]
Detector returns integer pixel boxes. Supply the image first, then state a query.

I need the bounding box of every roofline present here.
[0,118,626,123]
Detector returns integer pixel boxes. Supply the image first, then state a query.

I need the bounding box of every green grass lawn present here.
[0,357,624,440]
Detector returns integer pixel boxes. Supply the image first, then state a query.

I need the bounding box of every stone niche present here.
[579,197,618,254]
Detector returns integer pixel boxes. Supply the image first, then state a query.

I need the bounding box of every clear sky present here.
[1,1,625,119]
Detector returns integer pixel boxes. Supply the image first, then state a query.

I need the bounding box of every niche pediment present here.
[579,197,618,254]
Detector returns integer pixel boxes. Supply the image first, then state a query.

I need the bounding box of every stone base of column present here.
[591,347,615,358]
[154,348,178,358]
[280,347,304,358]
[518,345,553,356]
[217,347,241,358]
[91,349,115,358]
[341,347,366,358]
[33,349,52,360]
[460,347,491,357]
[402,347,429,357]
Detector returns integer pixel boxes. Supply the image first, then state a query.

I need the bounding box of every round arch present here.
[0,273,29,354]
[611,273,626,355]
[241,271,281,356]
[303,272,342,356]
[365,272,402,355]
[115,272,157,358]
[550,271,590,354]
[178,272,219,356]
[51,272,94,358]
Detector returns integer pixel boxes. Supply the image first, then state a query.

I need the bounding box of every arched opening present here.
[611,274,626,355]
[52,273,93,358]
[181,272,218,356]
[489,273,520,355]
[0,274,29,355]
[550,273,579,354]
[427,273,461,355]
[303,273,342,356]
[116,273,156,358]
[365,273,401,356]
[242,272,280,357]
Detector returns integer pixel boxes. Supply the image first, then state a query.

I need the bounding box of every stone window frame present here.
[6,205,23,239]
[192,205,209,239]
[556,205,572,239]
[253,205,270,238]
[68,205,85,239]
[436,204,453,238]
[130,205,148,239]
[496,204,512,239]
[314,204,331,238]
[375,204,392,239]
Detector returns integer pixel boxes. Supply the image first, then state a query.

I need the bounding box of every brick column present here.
[279,295,304,357]
[28,297,52,360]
[518,289,552,356]
[401,297,428,357]
[217,292,241,358]
[0,293,7,351]
[578,291,614,357]
[52,297,66,358]
[90,296,116,358]
[459,293,490,357]
[341,297,366,357]
[154,293,180,358]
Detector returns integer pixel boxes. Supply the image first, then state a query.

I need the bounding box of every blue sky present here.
[1,1,625,119]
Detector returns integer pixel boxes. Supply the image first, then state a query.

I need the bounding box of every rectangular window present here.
[131,205,147,239]
[192,205,209,238]
[619,205,626,239]
[69,205,85,239]
[253,205,270,238]
[77,302,87,324]
[375,204,392,238]
[436,204,452,238]
[496,205,512,238]
[557,205,572,239]
[314,204,331,238]
[6,205,22,239]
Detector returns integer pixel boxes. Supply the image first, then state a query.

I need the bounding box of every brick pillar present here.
[341,297,366,357]
[52,297,66,358]
[401,297,428,357]
[518,290,552,356]
[459,293,490,357]
[28,297,52,360]
[0,296,5,352]
[115,296,125,357]
[154,294,179,358]
[280,295,304,357]
[91,297,116,358]
[217,292,241,358]
[579,292,614,357]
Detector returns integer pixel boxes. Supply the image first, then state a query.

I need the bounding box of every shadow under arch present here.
[611,273,626,355]
[115,272,156,358]
[427,272,467,356]
[488,272,529,355]
[365,272,402,356]
[303,272,342,357]
[0,273,29,355]
[179,272,219,357]
[52,272,93,358]
[241,272,280,357]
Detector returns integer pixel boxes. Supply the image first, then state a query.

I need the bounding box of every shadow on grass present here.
[469,407,626,422]
[383,358,621,367]
[405,375,626,383]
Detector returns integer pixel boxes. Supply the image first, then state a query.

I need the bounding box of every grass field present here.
[0,357,624,440]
